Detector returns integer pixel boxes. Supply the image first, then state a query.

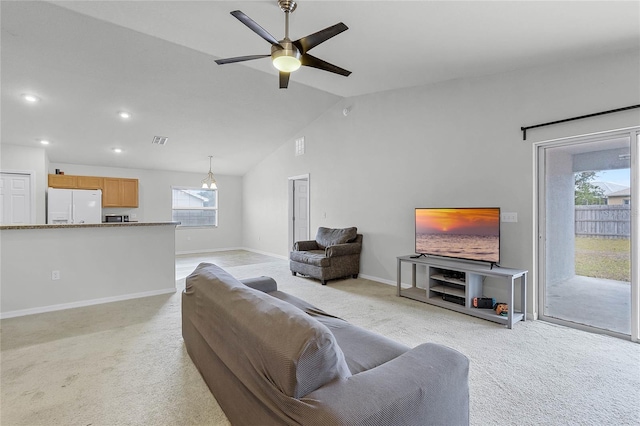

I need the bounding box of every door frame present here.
[0,169,37,225]
[288,174,310,250]
[534,126,639,342]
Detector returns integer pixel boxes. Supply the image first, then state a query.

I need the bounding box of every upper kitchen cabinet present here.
[48,174,138,208]
[48,174,103,189]
[103,178,139,208]
[77,175,104,190]
[48,174,78,188]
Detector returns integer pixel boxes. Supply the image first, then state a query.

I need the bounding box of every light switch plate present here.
[501,212,518,223]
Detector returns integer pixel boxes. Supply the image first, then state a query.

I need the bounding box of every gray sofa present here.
[182,262,470,425]
[290,226,363,285]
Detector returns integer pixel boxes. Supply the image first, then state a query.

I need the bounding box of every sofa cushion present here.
[186,263,351,399]
[289,249,330,267]
[315,227,357,249]
[269,290,409,375]
[320,319,409,375]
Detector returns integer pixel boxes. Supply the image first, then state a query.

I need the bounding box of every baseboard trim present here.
[241,247,288,261]
[175,247,288,261]
[359,273,396,286]
[0,287,176,319]
[176,248,395,284]
[175,247,244,256]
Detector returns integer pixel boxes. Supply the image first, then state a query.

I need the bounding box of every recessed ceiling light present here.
[112,148,123,153]
[118,111,131,119]
[39,139,50,145]
[21,93,40,103]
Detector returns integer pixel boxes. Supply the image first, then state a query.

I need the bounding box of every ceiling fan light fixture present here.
[272,42,301,72]
[272,54,301,72]
[216,3,350,88]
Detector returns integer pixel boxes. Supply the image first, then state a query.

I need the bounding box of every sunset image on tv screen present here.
[415,208,500,263]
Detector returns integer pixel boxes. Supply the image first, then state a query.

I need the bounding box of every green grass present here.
[575,236,630,282]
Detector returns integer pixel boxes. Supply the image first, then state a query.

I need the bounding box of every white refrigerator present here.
[47,188,102,224]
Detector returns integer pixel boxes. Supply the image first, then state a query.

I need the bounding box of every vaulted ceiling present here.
[2,1,638,175]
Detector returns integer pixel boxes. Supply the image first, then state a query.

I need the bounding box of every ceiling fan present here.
[215,0,351,89]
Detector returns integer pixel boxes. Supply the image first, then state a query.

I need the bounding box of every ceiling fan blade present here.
[215,54,270,65]
[293,22,348,54]
[230,10,282,47]
[301,54,351,77]
[279,72,290,89]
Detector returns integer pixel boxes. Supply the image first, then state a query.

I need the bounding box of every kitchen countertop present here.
[0,222,180,230]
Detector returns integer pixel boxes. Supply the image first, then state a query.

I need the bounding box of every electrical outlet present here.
[51,270,61,280]
[501,212,518,223]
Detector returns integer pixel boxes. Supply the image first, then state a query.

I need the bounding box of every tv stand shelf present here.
[396,255,527,328]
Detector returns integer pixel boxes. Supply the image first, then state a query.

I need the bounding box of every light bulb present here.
[272,55,301,73]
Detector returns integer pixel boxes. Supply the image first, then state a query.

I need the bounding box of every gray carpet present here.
[1,252,639,425]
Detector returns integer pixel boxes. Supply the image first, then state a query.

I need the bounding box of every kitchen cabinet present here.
[77,175,103,190]
[48,174,138,207]
[48,174,78,188]
[102,178,138,208]
[49,174,103,190]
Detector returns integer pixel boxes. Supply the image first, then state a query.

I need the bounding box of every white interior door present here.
[294,179,309,241]
[0,172,32,225]
[288,175,310,249]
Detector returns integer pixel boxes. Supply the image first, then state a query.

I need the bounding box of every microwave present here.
[104,214,129,223]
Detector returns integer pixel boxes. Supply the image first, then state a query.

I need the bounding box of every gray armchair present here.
[290,227,363,285]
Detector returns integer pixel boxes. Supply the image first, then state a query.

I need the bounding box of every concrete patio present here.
[545,275,631,335]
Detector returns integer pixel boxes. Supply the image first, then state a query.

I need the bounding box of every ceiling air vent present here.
[152,136,168,145]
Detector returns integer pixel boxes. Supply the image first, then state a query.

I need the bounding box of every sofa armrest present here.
[239,276,277,293]
[325,242,361,257]
[303,343,469,425]
[293,240,320,251]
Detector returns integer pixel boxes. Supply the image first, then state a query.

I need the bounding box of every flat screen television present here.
[415,207,500,264]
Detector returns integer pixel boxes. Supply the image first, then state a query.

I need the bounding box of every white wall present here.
[50,163,243,253]
[242,49,640,314]
[1,224,176,317]
[0,144,48,224]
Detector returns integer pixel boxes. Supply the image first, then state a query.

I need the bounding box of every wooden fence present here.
[575,205,630,238]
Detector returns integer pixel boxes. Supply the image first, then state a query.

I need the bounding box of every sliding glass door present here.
[538,128,639,341]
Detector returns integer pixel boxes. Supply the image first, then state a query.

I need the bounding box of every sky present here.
[415,208,500,236]
[595,169,630,186]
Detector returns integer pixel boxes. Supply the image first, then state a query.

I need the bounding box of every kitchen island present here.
[0,222,179,318]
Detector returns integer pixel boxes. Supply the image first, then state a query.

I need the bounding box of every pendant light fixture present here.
[201,156,218,189]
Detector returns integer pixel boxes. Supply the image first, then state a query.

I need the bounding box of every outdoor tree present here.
[575,171,605,205]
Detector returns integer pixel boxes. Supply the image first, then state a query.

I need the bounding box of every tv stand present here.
[396,255,527,328]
